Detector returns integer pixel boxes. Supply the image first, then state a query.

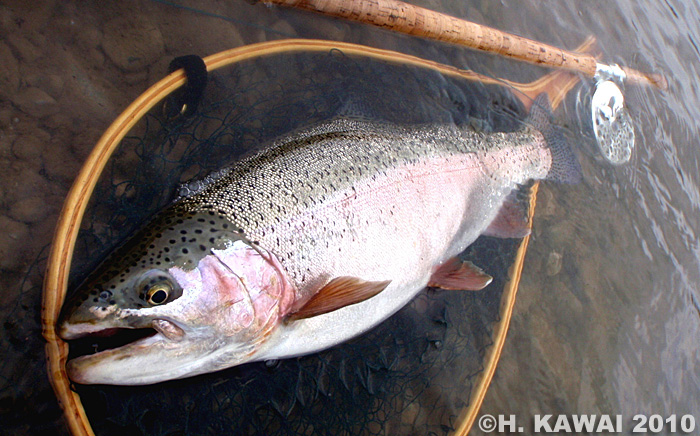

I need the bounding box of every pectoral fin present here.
[429,258,492,291]
[289,277,391,320]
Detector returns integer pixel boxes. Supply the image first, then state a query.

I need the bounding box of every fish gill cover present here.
[67,49,528,435]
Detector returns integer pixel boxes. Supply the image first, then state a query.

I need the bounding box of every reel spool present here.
[592,66,636,165]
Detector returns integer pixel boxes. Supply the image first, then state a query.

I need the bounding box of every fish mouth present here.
[62,319,185,367]
[68,327,157,358]
[65,326,159,359]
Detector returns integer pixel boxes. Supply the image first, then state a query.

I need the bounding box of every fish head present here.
[59,209,295,385]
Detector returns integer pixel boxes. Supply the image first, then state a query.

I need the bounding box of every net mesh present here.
[64,48,527,435]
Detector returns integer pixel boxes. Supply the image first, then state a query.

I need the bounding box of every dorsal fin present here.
[428,258,492,291]
[288,277,391,321]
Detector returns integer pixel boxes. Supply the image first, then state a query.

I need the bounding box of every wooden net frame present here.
[42,38,589,436]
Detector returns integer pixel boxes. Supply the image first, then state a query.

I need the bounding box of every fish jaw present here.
[65,323,255,385]
[60,240,296,385]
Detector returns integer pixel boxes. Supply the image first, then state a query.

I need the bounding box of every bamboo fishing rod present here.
[259,0,668,90]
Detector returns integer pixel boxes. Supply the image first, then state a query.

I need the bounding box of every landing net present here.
[47,41,535,435]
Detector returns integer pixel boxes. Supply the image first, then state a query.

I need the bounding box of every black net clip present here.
[163,55,208,121]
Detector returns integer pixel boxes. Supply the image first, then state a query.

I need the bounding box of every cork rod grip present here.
[262,0,668,90]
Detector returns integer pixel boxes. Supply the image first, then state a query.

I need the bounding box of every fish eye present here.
[147,283,171,305]
[137,270,182,306]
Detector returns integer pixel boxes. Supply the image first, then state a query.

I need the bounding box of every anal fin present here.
[429,258,492,291]
[288,277,391,321]
[484,190,531,238]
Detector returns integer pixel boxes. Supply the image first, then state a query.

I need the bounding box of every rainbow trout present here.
[59,95,579,385]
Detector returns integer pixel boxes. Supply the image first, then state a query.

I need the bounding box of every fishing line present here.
[149,0,296,37]
[256,0,668,165]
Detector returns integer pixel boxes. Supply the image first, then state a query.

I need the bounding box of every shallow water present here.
[460,1,700,433]
[472,1,700,432]
[1,0,698,434]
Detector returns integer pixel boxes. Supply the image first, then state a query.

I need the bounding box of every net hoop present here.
[42,38,582,436]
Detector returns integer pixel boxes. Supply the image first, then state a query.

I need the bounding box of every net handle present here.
[259,0,668,90]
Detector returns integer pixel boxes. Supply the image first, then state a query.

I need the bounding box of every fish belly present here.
[253,152,517,361]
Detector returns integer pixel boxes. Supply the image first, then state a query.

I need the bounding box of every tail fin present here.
[528,94,582,183]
